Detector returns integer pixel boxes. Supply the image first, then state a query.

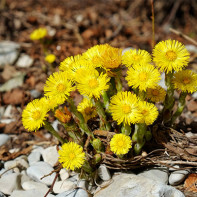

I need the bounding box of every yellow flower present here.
[59,55,82,72]
[77,98,97,122]
[58,142,85,171]
[126,64,161,91]
[22,99,49,132]
[40,97,59,110]
[110,133,132,155]
[172,70,197,93]
[122,49,152,67]
[45,54,56,63]
[76,69,110,99]
[30,28,47,40]
[44,71,75,104]
[137,101,159,125]
[153,40,190,73]
[109,91,141,125]
[147,86,166,102]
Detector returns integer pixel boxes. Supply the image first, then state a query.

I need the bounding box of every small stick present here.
[170,28,197,46]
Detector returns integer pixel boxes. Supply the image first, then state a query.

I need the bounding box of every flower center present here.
[141,110,148,116]
[152,89,159,96]
[183,77,191,84]
[165,50,177,61]
[57,83,66,92]
[139,72,148,81]
[69,153,76,160]
[133,54,141,61]
[88,79,98,88]
[122,104,131,114]
[32,110,41,120]
[118,141,124,147]
[84,107,94,115]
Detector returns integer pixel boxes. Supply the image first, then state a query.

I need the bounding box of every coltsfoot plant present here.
[22,40,197,177]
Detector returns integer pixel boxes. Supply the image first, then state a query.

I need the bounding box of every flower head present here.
[76,69,110,99]
[30,28,47,40]
[126,64,161,91]
[109,91,141,125]
[58,142,85,171]
[172,70,197,93]
[45,54,56,63]
[137,101,159,125]
[22,99,49,132]
[153,40,190,73]
[122,49,152,67]
[110,134,132,155]
[77,98,97,122]
[44,71,75,104]
[40,97,59,110]
[147,86,166,102]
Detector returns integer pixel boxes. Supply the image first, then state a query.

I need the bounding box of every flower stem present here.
[44,121,66,144]
[94,98,111,131]
[102,91,110,112]
[67,98,94,138]
[132,123,147,155]
[121,124,131,136]
[138,90,146,101]
[171,91,187,125]
[114,75,122,92]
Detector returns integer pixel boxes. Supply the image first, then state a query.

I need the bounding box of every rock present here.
[4,157,29,170]
[159,72,167,90]
[98,165,111,181]
[10,189,55,197]
[67,174,79,183]
[56,189,89,197]
[0,41,20,67]
[21,173,32,185]
[32,145,44,154]
[30,89,41,99]
[42,146,59,167]
[0,191,5,197]
[22,180,49,193]
[0,173,21,195]
[0,168,13,177]
[94,173,184,197]
[169,170,190,186]
[16,54,33,68]
[186,45,197,53]
[3,105,12,118]
[26,162,56,186]
[53,180,76,194]
[28,151,41,165]
[0,73,25,92]
[59,168,69,181]
[138,167,168,184]
[77,179,88,190]
[0,134,10,146]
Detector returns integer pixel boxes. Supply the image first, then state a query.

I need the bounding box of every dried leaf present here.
[184,173,197,192]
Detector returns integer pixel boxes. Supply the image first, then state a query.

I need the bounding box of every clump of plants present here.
[22,38,197,178]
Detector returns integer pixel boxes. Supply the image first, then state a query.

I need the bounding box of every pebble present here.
[22,180,49,193]
[42,146,59,167]
[0,191,5,197]
[16,54,33,68]
[56,189,89,197]
[26,162,56,186]
[3,105,12,118]
[0,173,21,195]
[77,179,88,190]
[138,167,169,184]
[53,180,76,194]
[30,89,42,99]
[21,173,32,185]
[59,168,69,181]
[98,165,111,181]
[28,151,41,165]
[169,170,190,186]
[0,168,13,177]
[0,134,10,146]
[94,173,184,197]
[10,189,55,197]
[4,157,29,170]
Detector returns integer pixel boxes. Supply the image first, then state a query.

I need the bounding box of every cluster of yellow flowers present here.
[22,40,197,171]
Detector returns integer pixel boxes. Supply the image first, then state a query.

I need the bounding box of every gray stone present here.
[53,180,76,194]
[138,167,169,184]
[169,170,190,186]
[30,89,42,99]
[4,157,29,170]
[26,161,56,186]
[21,173,32,185]
[3,105,12,118]
[94,173,184,197]
[77,179,88,190]
[0,134,10,146]
[0,173,21,195]
[56,189,89,197]
[0,41,20,67]
[22,180,49,193]
[98,165,111,181]
[0,168,13,177]
[0,191,5,197]
[59,168,69,181]
[42,146,59,167]
[159,72,167,90]
[32,146,44,154]
[16,54,33,68]
[28,151,41,165]
[186,45,197,53]
[10,189,55,197]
